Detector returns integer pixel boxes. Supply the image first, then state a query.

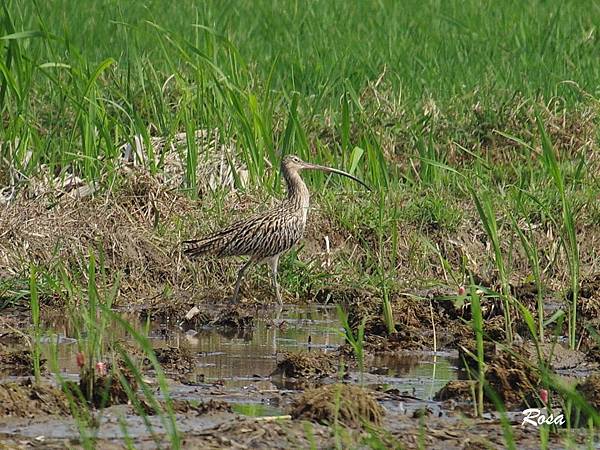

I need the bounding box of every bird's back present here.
[183,204,306,260]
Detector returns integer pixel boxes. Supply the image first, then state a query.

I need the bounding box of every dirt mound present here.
[570,373,600,427]
[272,350,338,380]
[138,398,232,416]
[485,351,538,407]
[0,348,45,376]
[575,274,600,321]
[78,361,138,408]
[328,289,478,355]
[576,374,600,410]
[434,380,476,404]
[175,304,255,330]
[172,399,232,415]
[455,344,540,408]
[149,343,196,375]
[461,340,590,373]
[343,294,387,336]
[351,327,433,354]
[181,418,340,449]
[337,289,462,353]
[291,383,384,428]
[0,379,70,417]
[343,293,441,338]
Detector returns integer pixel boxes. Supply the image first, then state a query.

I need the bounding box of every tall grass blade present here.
[470,190,513,343]
[29,264,41,384]
[469,282,485,416]
[536,113,579,349]
[336,305,366,385]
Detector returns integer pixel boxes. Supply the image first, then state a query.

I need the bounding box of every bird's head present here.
[282,154,307,172]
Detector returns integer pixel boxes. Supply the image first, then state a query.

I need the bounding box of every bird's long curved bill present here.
[304,163,371,191]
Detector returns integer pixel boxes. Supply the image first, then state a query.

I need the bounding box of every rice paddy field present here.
[1,0,600,448]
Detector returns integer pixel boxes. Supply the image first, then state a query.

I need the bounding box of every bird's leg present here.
[266,255,283,305]
[232,259,254,303]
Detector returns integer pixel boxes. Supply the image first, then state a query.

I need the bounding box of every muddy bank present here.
[0,379,70,417]
[0,347,45,377]
[2,165,600,318]
[0,301,599,449]
[0,402,591,450]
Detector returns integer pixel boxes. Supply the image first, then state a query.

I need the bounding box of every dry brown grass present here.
[0,169,193,304]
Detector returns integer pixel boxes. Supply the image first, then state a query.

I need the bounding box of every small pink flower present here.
[458,286,466,296]
[95,361,107,376]
[76,352,85,368]
[540,388,548,403]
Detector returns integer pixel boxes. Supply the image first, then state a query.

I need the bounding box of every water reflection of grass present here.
[232,403,285,418]
[38,305,344,384]
[373,355,458,401]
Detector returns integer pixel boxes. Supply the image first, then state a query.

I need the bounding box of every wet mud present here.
[0,379,70,417]
[0,347,45,377]
[1,288,600,447]
[272,350,340,382]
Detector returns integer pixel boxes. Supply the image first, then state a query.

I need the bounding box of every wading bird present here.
[183,155,369,304]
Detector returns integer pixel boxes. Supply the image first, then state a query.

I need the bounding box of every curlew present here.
[183,154,369,304]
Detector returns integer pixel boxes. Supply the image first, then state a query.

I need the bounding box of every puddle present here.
[368,353,459,401]
[179,305,343,388]
[0,303,464,442]
[28,305,340,382]
[4,304,460,394]
[29,305,457,395]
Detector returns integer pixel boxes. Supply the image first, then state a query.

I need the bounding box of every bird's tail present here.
[182,237,222,259]
[182,226,237,258]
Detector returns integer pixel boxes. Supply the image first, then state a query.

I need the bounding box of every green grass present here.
[537,116,580,350]
[41,254,181,449]
[2,0,599,186]
[10,1,600,102]
[2,0,600,448]
[472,190,514,343]
[337,305,366,384]
[29,264,41,384]
[468,282,485,417]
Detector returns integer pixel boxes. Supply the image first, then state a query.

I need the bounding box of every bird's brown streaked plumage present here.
[183,154,369,304]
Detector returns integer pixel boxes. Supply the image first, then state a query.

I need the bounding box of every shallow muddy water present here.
[2,303,589,449]
[0,304,462,443]
[39,304,458,396]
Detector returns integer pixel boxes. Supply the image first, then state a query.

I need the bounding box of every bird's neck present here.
[282,165,310,212]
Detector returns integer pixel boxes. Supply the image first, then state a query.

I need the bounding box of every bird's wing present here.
[183,209,303,259]
[218,210,303,257]
[182,215,251,258]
